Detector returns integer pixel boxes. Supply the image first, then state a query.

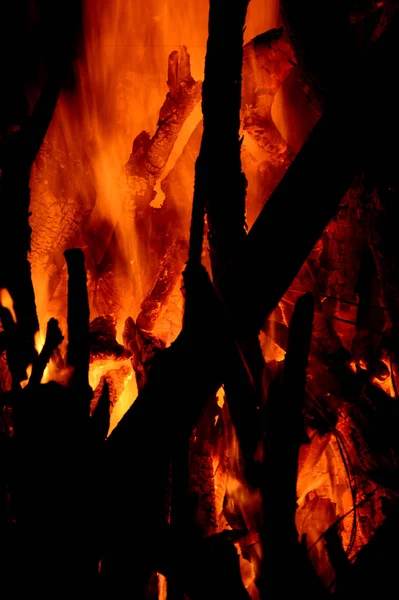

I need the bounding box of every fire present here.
[20,365,32,390]
[17,0,386,593]
[29,0,279,422]
[0,289,17,323]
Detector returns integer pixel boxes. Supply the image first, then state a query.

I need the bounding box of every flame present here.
[24,0,350,592]
[21,364,33,389]
[158,573,167,600]
[109,368,137,435]
[0,289,17,323]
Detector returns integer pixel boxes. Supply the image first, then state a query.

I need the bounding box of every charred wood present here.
[30,139,96,284]
[200,0,249,280]
[137,239,188,332]
[0,77,63,384]
[279,1,358,112]
[222,11,399,337]
[123,316,165,391]
[99,47,202,296]
[64,249,91,401]
[89,315,131,362]
[125,47,202,187]
[260,293,327,599]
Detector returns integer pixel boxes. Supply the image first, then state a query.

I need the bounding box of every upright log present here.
[260,293,327,599]
[64,249,91,403]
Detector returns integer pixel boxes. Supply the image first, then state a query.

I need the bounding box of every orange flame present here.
[0,289,17,323]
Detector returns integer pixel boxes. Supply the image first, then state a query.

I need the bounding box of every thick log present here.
[97,47,202,296]
[186,0,265,471]
[30,139,96,284]
[260,293,328,600]
[125,47,202,188]
[91,365,132,415]
[64,249,91,400]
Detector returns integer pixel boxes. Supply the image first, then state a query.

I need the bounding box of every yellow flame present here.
[0,289,17,323]
[108,368,137,435]
[216,386,225,408]
[158,573,167,600]
[21,364,33,389]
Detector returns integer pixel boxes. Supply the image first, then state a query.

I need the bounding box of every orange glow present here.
[109,366,136,435]
[20,364,32,389]
[29,0,279,427]
[22,0,382,592]
[0,289,17,323]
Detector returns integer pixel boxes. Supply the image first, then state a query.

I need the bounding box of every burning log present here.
[103,15,399,594]
[186,0,266,471]
[242,28,295,168]
[125,47,202,190]
[98,46,202,296]
[123,316,165,391]
[0,78,61,386]
[160,28,296,237]
[91,364,132,414]
[136,239,188,332]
